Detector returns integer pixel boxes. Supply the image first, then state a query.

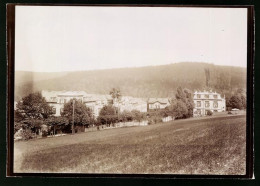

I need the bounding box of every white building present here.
[193,90,226,116]
[117,96,147,113]
[147,98,171,111]
[42,90,147,118]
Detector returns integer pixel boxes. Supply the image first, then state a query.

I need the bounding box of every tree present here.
[16,92,53,120]
[227,95,243,109]
[226,88,246,110]
[119,110,133,122]
[109,88,121,104]
[168,100,188,119]
[131,110,146,122]
[15,92,54,135]
[204,68,210,87]
[215,73,230,91]
[183,89,194,118]
[168,87,194,119]
[175,87,186,102]
[45,116,69,135]
[109,88,122,122]
[61,99,94,127]
[98,105,117,126]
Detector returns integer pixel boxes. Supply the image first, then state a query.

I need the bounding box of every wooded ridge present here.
[15,62,246,101]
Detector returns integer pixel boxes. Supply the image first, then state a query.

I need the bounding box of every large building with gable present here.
[193,90,226,116]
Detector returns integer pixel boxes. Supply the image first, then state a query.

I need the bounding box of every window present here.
[213,95,218,99]
[205,101,210,108]
[213,101,218,108]
[197,109,201,115]
[204,94,209,99]
[197,94,201,98]
[197,101,201,107]
[52,107,56,114]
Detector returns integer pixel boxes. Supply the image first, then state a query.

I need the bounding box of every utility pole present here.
[72,99,75,134]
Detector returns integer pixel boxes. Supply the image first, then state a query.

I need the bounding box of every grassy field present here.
[14,114,246,174]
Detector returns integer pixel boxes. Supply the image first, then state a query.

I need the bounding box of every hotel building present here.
[193,90,226,116]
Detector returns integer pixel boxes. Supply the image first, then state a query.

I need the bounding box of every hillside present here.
[14,62,247,100]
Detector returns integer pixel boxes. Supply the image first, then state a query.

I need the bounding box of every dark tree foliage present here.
[168,100,188,119]
[184,89,195,118]
[61,99,94,126]
[16,92,53,119]
[46,116,69,126]
[119,110,133,122]
[15,92,53,134]
[15,63,246,100]
[169,87,194,119]
[98,105,118,125]
[215,73,230,91]
[45,116,69,134]
[131,110,146,122]
[109,88,121,104]
[226,88,246,110]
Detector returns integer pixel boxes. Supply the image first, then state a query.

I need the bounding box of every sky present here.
[15,6,248,72]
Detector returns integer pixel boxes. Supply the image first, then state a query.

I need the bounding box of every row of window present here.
[196,109,219,114]
[51,106,95,114]
[197,101,218,108]
[58,98,84,104]
[196,94,218,99]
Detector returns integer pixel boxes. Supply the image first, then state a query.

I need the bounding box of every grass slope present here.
[14,115,246,174]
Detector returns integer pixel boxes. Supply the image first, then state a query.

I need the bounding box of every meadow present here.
[14,114,246,174]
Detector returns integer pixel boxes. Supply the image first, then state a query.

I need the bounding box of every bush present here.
[206,110,213,116]
[228,111,232,115]
[227,107,232,111]
[21,129,34,140]
[148,115,162,125]
[42,130,48,138]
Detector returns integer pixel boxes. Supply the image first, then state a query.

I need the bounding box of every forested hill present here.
[15,62,246,101]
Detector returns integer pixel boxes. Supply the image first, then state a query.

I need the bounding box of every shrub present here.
[148,115,162,125]
[42,130,48,138]
[206,110,213,116]
[21,129,34,140]
[227,107,232,111]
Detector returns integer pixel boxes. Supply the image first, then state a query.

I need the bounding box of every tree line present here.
[14,86,196,140]
[15,62,246,101]
[14,84,246,140]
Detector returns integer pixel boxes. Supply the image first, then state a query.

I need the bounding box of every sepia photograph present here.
[8,5,253,177]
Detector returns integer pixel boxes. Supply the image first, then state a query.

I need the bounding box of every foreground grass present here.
[15,115,246,174]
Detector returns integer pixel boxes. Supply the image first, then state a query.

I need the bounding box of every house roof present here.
[148,98,169,104]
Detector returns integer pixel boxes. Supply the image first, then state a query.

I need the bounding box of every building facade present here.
[42,90,147,118]
[117,96,147,113]
[193,90,226,116]
[147,98,171,111]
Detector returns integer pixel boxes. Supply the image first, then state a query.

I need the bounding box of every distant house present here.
[118,96,147,113]
[83,94,112,118]
[193,90,226,116]
[147,98,170,111]
[42,90,147,118]
[42,90,113,118]
[42,90,87,117]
